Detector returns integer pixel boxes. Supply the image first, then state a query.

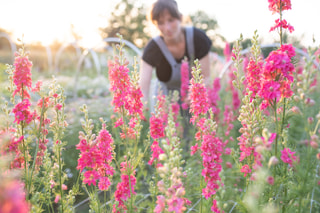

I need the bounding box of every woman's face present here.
[156,9,182,41]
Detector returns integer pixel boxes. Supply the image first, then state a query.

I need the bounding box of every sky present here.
[1,0,319,49]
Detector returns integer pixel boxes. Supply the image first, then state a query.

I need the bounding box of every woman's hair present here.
[148,0,181,24]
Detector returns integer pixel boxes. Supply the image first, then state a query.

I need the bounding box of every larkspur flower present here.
[12,99,35,124]
[150,116,165,139]
[211,199,221,213]
[180,59,190,109]
[246,58,263,99]
[12,52,33,98]
[240,164,252,177]
[270,19,294,33]
[76,124,114,190]
[207,77,221,119]
[113,162,136,212]
[148,140,164,165]
[268,0,292,13]
[0,180,30,213]
[189,79,209,124]
[281,148,298,167]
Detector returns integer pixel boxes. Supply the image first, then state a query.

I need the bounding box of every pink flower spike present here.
[240,164,252,177]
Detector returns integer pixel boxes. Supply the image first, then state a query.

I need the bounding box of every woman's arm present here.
[199,53,211,88]
[139,60,154,107]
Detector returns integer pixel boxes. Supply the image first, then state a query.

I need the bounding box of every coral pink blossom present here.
[154,195,166,213]
[12,99,34,124]
[189,79,209,124]
[268,0,292,13]
[200,133,223,199]
[270,19,294,33]
[211,199,221,213]
[281,148,298,167]
[246,58,263,99]
[113,162,136,212]
[267,176,275,185]
[207,77,221,118]
[0,180,29,213]
[150,116,165,139]
[148,140,164,165]
[180,59,190,109]
[13,52,33,98]
[240,164,252,177]
[190,143,199,155]
[76,124,114,191]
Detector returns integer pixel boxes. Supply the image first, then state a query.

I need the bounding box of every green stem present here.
[200,175,203,213]
[58,145,64,213]
[28,97,46,196]
[274,100,279,157]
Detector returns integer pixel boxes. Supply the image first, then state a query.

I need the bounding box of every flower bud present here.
[308,117,314,124]
[268,156,279,167]
[293,95,300,102]
[310,141,318,149]
[291,106,302,115]
[159,153,167,161]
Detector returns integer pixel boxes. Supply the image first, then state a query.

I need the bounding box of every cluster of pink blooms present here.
[12,52,33,98]
[0,179,30,213]
[113,161,136,213]
[245,58,264,100]
[189,78,210,124]
[180,59,190,110]
[0,133,30,213]
[270,19,294,33]
[149,95,167,166]
[280,148,298,167]
[207,77,221,120]
[189,72,223,212]
[268,0,292,14]
[12,99,35,125]
[258,44,296,109]
[76,124,114,191]
[108,61,144,119]
[1,129,25,169]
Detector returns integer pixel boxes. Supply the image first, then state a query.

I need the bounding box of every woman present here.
[139,0,212,109]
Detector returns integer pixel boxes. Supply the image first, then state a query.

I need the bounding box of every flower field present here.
[1,0,320,213]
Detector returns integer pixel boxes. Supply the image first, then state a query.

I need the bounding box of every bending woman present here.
[139,0,212,110]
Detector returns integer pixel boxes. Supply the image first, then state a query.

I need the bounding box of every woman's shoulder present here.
[142,38,162,65]
[192,27,210,39]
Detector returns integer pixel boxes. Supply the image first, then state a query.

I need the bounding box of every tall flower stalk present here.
[189,60,223,212]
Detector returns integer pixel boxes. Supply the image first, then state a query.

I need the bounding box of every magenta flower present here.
[270,19,294,33]
[211,199,221,213]
[113,162,136,212]
[189,79,209,124]
[246,58,263,99]
[154,195,166,213]
[12,99,35,124]
[150,116,165,139]
[207,77,221,118]
[180,59,189,109]
[240,164,252,177]
[76,124,114,191]
[12,52,33,98]
[0,179,30,213]
[268,0,292,13]
[200,133,223,199]
[281,148,298,167]
[148,140,164,165]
